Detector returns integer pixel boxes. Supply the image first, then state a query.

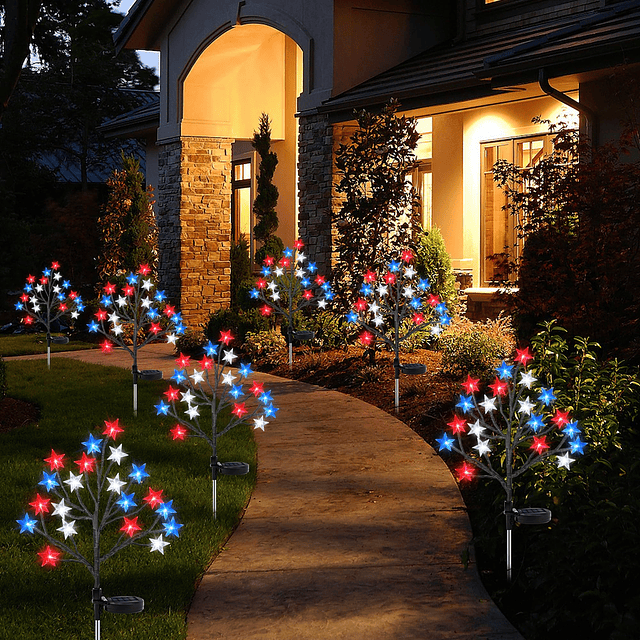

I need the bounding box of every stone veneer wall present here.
[297,113,356,276]
[156,136,232,328]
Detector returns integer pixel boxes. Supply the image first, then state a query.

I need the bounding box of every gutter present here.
[538,68,598,147]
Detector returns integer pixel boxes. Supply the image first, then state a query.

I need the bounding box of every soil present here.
[0,396,40,433]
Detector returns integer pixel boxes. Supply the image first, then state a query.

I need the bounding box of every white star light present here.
[36,284,44,293]
[479,395,497,413]
[270,291,280,301]
[274,267,284,277]
[65,472,84,492]
[107,473,126,494]
[181,389,195,404]
[518,398,535,416]
[402,286,415,299]
[71,311,79,319]
[295,268,305,278]
[369,302,380,314]
[297,252,306,263]
[53,285,61,294]
[222,349,237,364]
[267,281,277,292]
[142,279,153,291]
[468,420,486,438]
[141,297,151,309]
[57,520,77,539]
[373,314,384,327]
[186,405,200,419]
[116,295,127,307]
[190,370,205,385]
[166,333,177,345]
[53,272,61,281]
[473,439,491,456]
[431,324,443,336]
[149,535,170,554]
[519,371,538,389]
[222,371,236,386]
[318,299,327,309]
[253,416,268,431]
[108,444,128,465]
[556,452,575,469]
[404,266,416,279]
[109,312,119,324]
[52,499,72,519]
[112,323,124,336]
[376,285,388,297]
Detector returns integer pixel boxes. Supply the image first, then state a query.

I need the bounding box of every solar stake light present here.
[16,420,182,639]
[345,249,450,412]
[88,264,186,415]
[251,240,333,368]
[156,330,277,518]
[436,348,588,582]
[14,261,84,368]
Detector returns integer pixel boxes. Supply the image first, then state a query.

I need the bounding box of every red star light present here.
[20,293,29,302]
[75,452,96,473]
[315,275,326,285]
[175,353,191,369]
[199,355,213,370]
[360,331,373,346]
[263,256,275,266]
[170,425,187,440]
[40,276,48,285]
[256,279,267,289]
[515,347,533,366]
[427,294,440,307]
[384,272,395,285]
[401,249,414,262]
[261,304,272,316]
[412,312,424,325]
[51,261,60,270]
[551,410,571,428]
[281,257,291,268]
[103,419,123,439]
[38,545,61,567]
[447,416,467,434]
[250,381,264,397]
[364,270,377,283]
[24,316,34,325]
[219,330,233,345]
[138,264,151,275]
[354,298,368,312]
[100,340,113,354]
[461,375,480,394]
[104,283,117,295]
[232,403,248,419]
[44,449,65,470]
[149,323,161,334]
[143,488,164,509]
[95,309,108,321]
[531,436,550,454]
[121,516,142,537]
[303,290,313,300]
[164,386,181,402]
[456,463,476,482]
[489,377,509,397]
[69,291,77,300]
[164,304,175,317]
[58,303,67,312]
[123,285,135,296]
[27,274,36,284]
[294,239,304,250]
[30,495,51,515]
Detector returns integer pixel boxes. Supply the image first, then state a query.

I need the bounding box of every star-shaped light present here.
[517,398,535,416]
[44,450,65,471]
[170,425,187,440]
[17,513,38,534]
[190,370,205,385]
[253,416,268,431]
[222,371,236,386]
[473,439,491,456]
[30,495,50,515]
[163,517,183,537]
[64,472,84,492]
[569,437,587,455]
[129,463,150,483]
[468,420,486,438]
[447,416,466,434]
[436,433,455,451]
[121,516,142,537]
[144,488,164,509]
[39,471,59,491]
[107,474,126,494]
[38,545,61,567]
[75,452,96,473]
[51,499,72,519]
[157,499,176,520]
[456,395,474,413]
[538,387,557,406]
[479,395,497,413]
[461,375,480,394]
[186,405,200,419]
[531,436,549,454]
[556,452,575,469]
[149,535,170,554]
[103,419,124,439]
[108,444,128,465]
[519,370,537,389]
[57,520,77,539]
[117,492,137,512]
[82,434,103,455]
[456,463,476,482]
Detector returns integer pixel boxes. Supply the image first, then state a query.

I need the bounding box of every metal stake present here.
[211,455,218,519]
[393,357,400,414]
[46,333,51,370]
[132,366,138,416]
[505,501,513,582]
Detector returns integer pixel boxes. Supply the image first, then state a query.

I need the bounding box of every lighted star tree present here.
[88,264,186,415]
[345,249,451,412]
[250,240,333,367]
[156,330,277,518]
[435,348,589,581]
[14,261,84,369]
[16,420,182,639]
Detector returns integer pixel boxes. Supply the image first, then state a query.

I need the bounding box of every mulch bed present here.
[0,396,40,433]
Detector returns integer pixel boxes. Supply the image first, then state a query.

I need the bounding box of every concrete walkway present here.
[11,345,523,640]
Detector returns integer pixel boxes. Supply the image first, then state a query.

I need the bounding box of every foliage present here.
[414,225,458,311]
[252,113,283,265]
[206,308,269,344]
[175,327,207,356]
[230,234,252,309]
[333,98,421,308]
[437,315,515,377]
[296,310,354,350]
[243,330,287,362]
[492,123,640,362]
[97,155,158,281]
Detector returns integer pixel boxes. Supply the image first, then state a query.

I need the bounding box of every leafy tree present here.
[97,154,157,281]
[252,113,283,264]
[333,98,421,309]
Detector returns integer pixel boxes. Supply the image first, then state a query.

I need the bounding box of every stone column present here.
[157,136,232,328]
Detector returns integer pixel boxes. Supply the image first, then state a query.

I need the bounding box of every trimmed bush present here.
[437,315,515,377]
[230,234,253,310]
[206,308,269,344]
[244,330,287,362]
[175,328,207,356]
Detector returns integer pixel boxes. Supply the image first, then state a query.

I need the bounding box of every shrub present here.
[175,327,207,356]
[230,234,253,309]
[205,308,269,344]
[244,330,287,362]
[414,225,457,311]
[437,314,515,377]
[290,310,355,350]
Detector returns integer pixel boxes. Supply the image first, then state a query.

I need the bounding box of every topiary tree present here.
[97,154,158,282]
[414,225,458,312]
[333,98,421,309]
[252,113,283,265]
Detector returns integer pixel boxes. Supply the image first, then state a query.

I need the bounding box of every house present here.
[113,0,640,326]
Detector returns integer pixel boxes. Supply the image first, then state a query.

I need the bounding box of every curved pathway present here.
[11,345,523,640]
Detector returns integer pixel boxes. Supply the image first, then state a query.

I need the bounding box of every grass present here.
[0,358,256,640]
[0,333,96,357]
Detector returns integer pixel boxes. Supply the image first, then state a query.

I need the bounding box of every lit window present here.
[231,158,253,253]
[410,117,433,228]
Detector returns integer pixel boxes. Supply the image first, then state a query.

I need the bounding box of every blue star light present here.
[417,278,430,291]
[410,297,422,310]
[155,401,170,416]
[538,387,557,406]
[283,247,293,258]
[238,363,253,378]
[324,291,335,301]
[129,463,150,483]
[171,369,187,384]
[360,284,373,296]
[17,514,37,534]
[456,395,474,413]
[147,308,160,320]
[38,471,59,491]
[261,266,271,276]
[62,280,71,289]
[15,302,23,310]
[82,434,103,455]
[43,268,51,277]
[157,499,176,520]
[155,290,166,302]
[436,433,455,452]
[259,390,273,405]
[389,260,401,272]
[301,278,311,287]
[100,295,112,306]
[496,361,513,379]
[346,311,359,324]
[203,341,219,357]
[563,421,581,438]
[264,404,279,418]
[307,262,317,273]
[570,437,587,455]
[527,414,545,432]
[117,492,137,512]
[163,517,183,537]
[230,385,244,399]
[88,321,99,333]
[127,273,138,285]
[250,288,260,299]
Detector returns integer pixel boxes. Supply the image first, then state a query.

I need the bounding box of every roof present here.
[320,0,640,118]
[99,92,160,138]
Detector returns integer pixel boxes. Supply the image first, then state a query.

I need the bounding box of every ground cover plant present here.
[0,333,95,357]
[2,358,256,640]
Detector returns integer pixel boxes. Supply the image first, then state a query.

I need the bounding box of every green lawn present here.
[0,333,96,357]
[1,359,256,640]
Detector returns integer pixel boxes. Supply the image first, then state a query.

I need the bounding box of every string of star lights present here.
[250,240,333,367]
[16,419,182,639]
[88,264,186,414]
[435,347,589,581]
[14,261,84,368]
[156,330,277,518]
[345,249,451,412]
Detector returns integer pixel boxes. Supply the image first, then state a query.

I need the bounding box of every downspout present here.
[538,68,598,147]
